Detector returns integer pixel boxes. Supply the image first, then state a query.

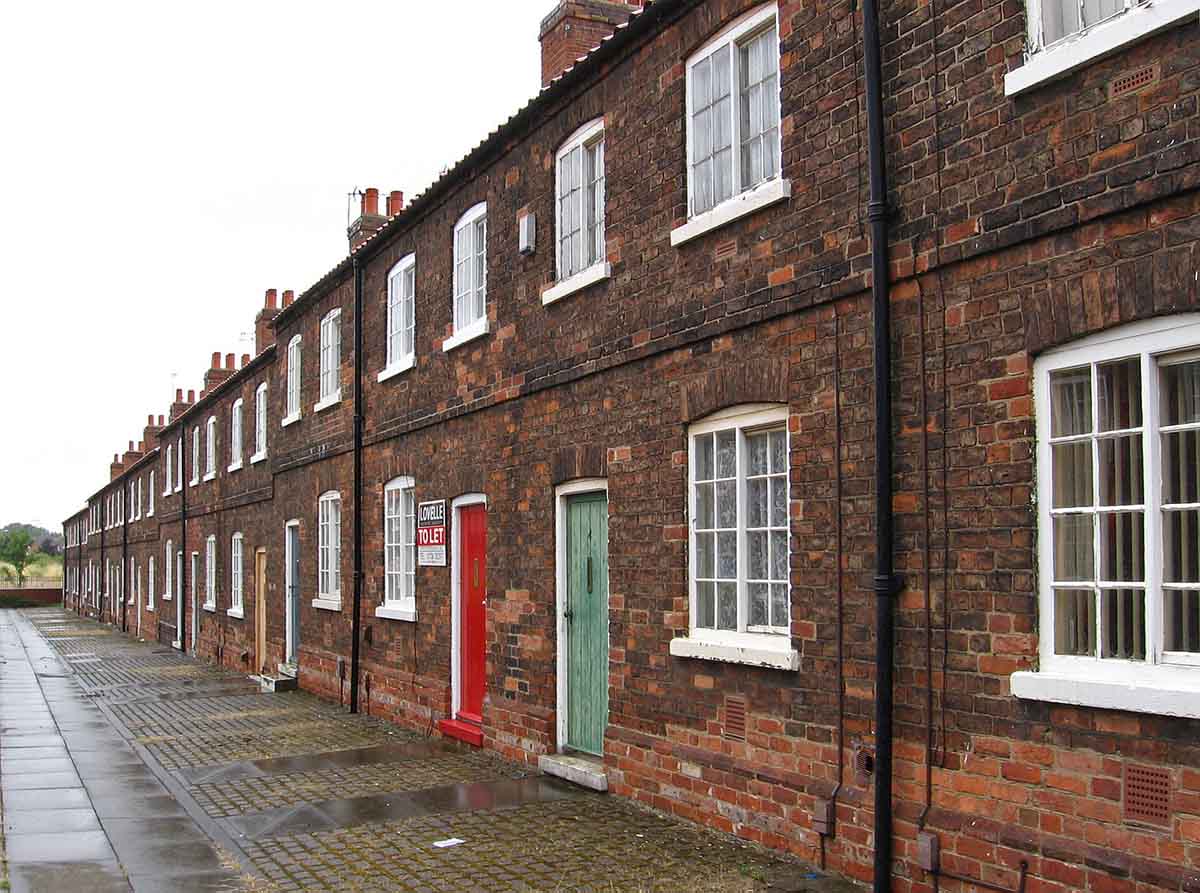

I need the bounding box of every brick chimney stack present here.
[255,288,283,355]
[539,0,641,87]
[169,389,193,424]
[122,439,142,468]
[348,187,388,252]
[203,351,235,392]
[143,413,163,451]
[110,453,123,481]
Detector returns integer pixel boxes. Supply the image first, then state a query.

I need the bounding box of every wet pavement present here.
[1,608,857,892]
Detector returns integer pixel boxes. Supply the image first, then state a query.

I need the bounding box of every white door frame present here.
[175,549,184,650]
[554,479,609,752]
[450,493,486,720]
[284,519,300,666]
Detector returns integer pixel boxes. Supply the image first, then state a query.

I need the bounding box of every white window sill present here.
[250,450,267,465]
[669,633,799,671]
[162,594,172,602]
[1012,668,1200,719]
[174,486,182,493]
[377,355,416,383]
[312,597,342,612]
[542,263,612,306]
[226,607,244,619]
[442,318,490,353]
[203,603,216,613]
[281,412,301,428]
[1005,0,1200,97]
[146,605,154,612]
[671,178,792,247]
[375,604,418,622]
[203,472,216,483]
[313,391,341,413]
[227,461,243,473]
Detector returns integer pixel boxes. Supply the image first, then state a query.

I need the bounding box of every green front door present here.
[565,493,609,755]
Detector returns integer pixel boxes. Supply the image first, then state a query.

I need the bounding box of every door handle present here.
[587,557,593,594]
[473,558,479,589]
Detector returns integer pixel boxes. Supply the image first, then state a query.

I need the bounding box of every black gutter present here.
[122,500,128,633]
[349,255,364,714]
[862,1,898,892]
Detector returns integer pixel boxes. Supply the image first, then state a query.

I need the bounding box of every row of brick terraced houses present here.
[62,0,1200,889]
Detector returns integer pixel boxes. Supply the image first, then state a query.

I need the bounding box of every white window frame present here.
[316,491,342,610]
[228,533,244,618]
[377,476,417,622]
[445,202,489,351]
[380,254,417,381]
[315,309,342,411]
[1006,0,1199,97]
[228,398,244,472]
[164,447,172,495]
[673,4,790,248]
[670,403,798,670]
[175,436,183,492]
[204,535,216,610]
[204,418,217,480]
[191,426,200,486]
[148,471,155,516]
[148,556,155,610]
[283,335,302,425]
[545,119,611,306]
[136,477,143,520]
[252,383,268,462]
[1014,314,1200,718]
[164,540,173,601]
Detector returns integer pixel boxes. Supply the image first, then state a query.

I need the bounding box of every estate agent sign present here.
[417,500,447,566]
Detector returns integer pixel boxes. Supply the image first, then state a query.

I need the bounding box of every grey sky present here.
[1,1,548,530]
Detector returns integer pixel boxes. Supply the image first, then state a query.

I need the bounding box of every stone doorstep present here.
[256,673,298,693]
[538,753,608,792]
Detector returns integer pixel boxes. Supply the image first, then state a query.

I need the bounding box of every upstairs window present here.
[164,446,172,494]
[176,435,183,491]
[285,335,302,423]
[205,418,216,479]
[318,309,342,406]
[318,491,342,603]
[384,254,416,375]
[229,398,243,470]
[556,120,606,282]
[687,5,781,218]
[148,471,155,516]
[192,425,201,486]
[254,383,268,460]
[450,203,487,345]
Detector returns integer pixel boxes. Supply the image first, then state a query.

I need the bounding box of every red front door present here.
[458,504,487,725]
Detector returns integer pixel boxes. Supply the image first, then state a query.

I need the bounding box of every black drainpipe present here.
[349,256,364,714]
[181,445,188,653]
[100,502,106,623]
[122,498,129,633]
[863,1,898,891]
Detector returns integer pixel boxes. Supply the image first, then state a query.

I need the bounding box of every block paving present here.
[10,608,857,892]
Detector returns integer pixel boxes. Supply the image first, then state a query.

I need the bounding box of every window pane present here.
[696,532,715,579]
[696,434,714,481]
[697,581,715,629]
[1083,0,1123,27]
[1098,435,1143,506]
[769,430,786,474]
[696,482,715,529]
[1100,511,1144,582]
[717,582,737,631]
[747,478,768,527]
[1053,514,1093,581]
[1053,588,1095,656]
[1102,588,1146,660]
[1042,0,1081,45]
[716,480,737,528]
[770,583,788,628]
[1052,442,1093,508]
[771,477,787,527]
[716,430,736,477]
[1164,509,1200,583]
[717,531,737,578]
[1050,367,1091,437]
[749,582,768,626]
[1164,590,1200,653]
[748,530,767,578]
[771,530,788,580]
[1097,358,1141,431]
[748,432,769,475]
[1162,360,1200,426]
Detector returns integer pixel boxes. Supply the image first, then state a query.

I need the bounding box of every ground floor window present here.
[384,477,416,613]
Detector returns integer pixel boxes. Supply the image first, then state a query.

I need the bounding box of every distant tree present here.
[0,530,36,587]
[37,535,61,557]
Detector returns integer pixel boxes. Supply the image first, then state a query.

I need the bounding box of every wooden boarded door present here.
[458,504,487,725]
[566,493,609,755]
[255,550,267,674]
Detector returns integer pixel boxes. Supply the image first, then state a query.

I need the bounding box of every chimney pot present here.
[362,187,380,217]
[387,190,404,216]
[138,440,145,451]
[158,414,164,425]
[241,353,250,368]
[211,351,221,369]
[175,388,183,402]
[265,288,278,309]
[225,353,235,370]
[187,389,195,403]
[283,290,294,307]
[128,440,134,451]
[147,414,154,425]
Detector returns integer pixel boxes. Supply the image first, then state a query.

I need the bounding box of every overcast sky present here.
[1,1,549,530]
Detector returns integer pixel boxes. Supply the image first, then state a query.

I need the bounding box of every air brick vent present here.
[1124,763,1171,826]
[714,238,738,262]
[1109,64,1158,100]
[724,695,747,741]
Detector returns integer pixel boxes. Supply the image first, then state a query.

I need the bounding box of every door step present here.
[437,718,484,747]
[539,753,608,792]
[257,674,298,692]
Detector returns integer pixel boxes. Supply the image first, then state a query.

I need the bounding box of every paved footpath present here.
[1,608,858,892]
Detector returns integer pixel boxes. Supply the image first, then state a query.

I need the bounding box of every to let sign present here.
[417,500,447,567]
